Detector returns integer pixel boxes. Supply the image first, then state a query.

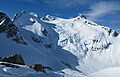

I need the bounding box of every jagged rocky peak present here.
[13,11,42,27]
[76,14,119,37]
[12,10,26,22]
[0,12,7,20]
[13,11,50,37]
[0,11,27,45]
[41,15,57,21]
[29,12,40,18]
[79,14,86,19]
[12,11,40,22]
[0,53,25,65]
[75,14,87,20]
[101,26,119,37]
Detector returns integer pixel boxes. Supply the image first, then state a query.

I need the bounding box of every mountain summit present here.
[0,11,120,77]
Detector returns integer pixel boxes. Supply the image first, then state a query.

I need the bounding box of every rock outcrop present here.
[28,64,52,72]
[0,53,52,73]
[0,12,27,45]
[0,53,25,65]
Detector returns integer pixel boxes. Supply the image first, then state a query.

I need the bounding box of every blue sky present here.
[0,0,120,32]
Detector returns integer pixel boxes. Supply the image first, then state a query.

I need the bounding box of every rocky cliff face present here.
[0,12,27,45]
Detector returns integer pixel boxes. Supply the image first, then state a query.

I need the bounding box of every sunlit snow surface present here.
[87,67,120,77]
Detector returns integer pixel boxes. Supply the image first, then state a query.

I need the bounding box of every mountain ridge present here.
[0,11,120,77]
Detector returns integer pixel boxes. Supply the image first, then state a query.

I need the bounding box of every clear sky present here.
[0,0,120,32]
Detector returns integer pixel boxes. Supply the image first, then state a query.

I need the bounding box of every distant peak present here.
[21,10,26,14]
[12,11,40,22]
[41,15,57,21]
[76,14,87,20]
[80,14,87,19]
[12,11,27,22]
[29,12,40,18]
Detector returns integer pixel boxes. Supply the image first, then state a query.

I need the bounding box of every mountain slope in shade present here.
[0,11,120,77]
[0,12,27,45]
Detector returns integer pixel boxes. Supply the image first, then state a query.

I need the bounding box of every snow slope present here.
[0,62,64,77]
[42,14,120,74]
[87,67,120,77]
[0,11,120,77]
[13,11,80,72]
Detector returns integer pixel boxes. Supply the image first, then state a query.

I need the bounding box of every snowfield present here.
[0,11,120,77]
[87,67,120,77]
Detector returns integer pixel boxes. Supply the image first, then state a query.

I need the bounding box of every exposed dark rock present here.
[28,64,52,72]
[0,53,25,65]
[45,44,52,48]
[32,36,43,43]
[108,29,112,36]
[12,10,26,22]
[0,62,19,68]
[0,53,54,73]
[41,15,56,21]
[101,27,119,37]
[0,12,27,45]
[62,61,72,69]
[80,14,86,19]
[112,31,119,37]
[84,21,87,23]
[42,29,48,36]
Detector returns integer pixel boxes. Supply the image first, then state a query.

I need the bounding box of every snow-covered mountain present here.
[0,11,120,77]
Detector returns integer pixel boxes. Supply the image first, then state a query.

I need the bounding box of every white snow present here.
[87,67,120,77]
[0,11,119,77]
[0,63,63,77]
[0,19,6,25]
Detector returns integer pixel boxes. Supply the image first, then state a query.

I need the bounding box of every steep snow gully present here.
[0,11,120,77]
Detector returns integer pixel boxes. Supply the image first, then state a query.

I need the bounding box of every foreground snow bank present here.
[0,64,64,77]
[87,67,120,77]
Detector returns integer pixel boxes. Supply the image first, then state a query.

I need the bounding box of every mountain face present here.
[0,11,120,77]
[0,12,27,45]
[40,14,120,75]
